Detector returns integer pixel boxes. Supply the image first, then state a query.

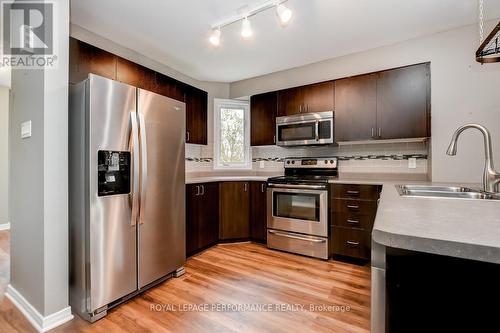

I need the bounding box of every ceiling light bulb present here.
[209,28,221,46]
[276,3,293,25]
[241,17,253,40]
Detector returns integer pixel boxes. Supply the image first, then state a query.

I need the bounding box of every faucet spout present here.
[446,124,500,193]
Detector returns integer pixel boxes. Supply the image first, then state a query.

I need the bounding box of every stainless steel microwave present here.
[276,111,334,147]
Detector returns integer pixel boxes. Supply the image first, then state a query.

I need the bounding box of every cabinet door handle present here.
[347,219,359,225]
[378,128,382,138]
[347,205,359,210]
[273,135,276,144]
[371,127,374,138]
[186,131,190,142]
[346,190,360,195]
[200,185,205,196]
[244,183,248,192]
[261,184,265,193]
[195,185,200,196]
[346,240,360,246]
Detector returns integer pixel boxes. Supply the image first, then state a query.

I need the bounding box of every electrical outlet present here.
[408,157,417,169]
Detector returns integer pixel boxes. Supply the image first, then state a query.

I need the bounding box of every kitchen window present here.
[214,99,251,169]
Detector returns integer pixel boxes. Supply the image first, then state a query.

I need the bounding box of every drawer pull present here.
[346,240,360,246]
[347,219,359,225]
[346,190,360,195]
[347,205,359,210]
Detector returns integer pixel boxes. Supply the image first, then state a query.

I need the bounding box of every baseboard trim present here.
[0,222,10,231]
[5,284,74,332]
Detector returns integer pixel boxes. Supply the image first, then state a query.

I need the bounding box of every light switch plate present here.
[21,121,32,139]
[408,157,417,169]
[259,161,265,169]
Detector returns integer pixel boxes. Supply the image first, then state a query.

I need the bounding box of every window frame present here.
[213,98,251,170]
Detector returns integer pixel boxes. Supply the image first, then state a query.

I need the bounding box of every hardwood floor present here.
[0,233,371,333]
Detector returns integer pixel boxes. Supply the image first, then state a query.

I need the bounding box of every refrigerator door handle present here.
[130,112,139,226]
[138,112,148,225]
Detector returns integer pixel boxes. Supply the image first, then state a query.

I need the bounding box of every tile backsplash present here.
[186,141,429,177]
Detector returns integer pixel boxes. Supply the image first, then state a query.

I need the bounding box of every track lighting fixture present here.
[208,0,293,47]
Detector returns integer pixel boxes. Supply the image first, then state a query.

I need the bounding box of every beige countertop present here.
[186,171,500,264]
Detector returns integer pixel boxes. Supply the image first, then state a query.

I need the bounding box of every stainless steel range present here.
[267,157,338,259]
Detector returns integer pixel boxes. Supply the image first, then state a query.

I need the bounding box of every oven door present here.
[267,185,328,237]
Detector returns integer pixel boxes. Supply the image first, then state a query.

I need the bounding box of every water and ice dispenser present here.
[97,150,131,196]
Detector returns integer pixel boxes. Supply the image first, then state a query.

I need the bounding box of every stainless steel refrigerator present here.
[69,74,185,322]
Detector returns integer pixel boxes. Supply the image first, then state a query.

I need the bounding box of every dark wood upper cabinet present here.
[277,86,304,116]
[155,73,185,102]
[376,63,430,139]
[70,38,208,145]
[219,182,250,240]
[335,74,377,142]
[250,92,277,146]
[250,182,267,243]
[70,38,117,84]
[303,81,335,113]
[277,81,334,116]
[116,58,156,92]
[185,85,208,145]
[186,183,219,257]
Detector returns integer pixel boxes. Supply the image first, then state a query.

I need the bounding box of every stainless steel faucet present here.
[446,124,500,193]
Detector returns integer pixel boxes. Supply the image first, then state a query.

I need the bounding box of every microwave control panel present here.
[97,150,131,196]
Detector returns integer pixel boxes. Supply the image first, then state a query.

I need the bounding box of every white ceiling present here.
[70,0,500,83]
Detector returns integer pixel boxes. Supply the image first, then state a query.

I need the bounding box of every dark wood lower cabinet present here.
[186,183,219,256]
[250,182,267,243]
[330,184,381,260]
[219,182,250,240]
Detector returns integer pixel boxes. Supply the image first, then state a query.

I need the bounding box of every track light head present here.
[209,28,221,46]
[276,3,292,25]
[241,17,253,40]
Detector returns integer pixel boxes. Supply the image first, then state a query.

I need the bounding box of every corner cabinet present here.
[250,92,277,146]
[186,183,219,256]
[335,62,430,142]
[219,182,250,240]
[185,85,208,145]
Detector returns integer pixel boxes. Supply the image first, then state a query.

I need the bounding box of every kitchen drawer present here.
[331,226,371,260]
[331,199,378,216]
[331,212,374,230]
[331,184,381,200]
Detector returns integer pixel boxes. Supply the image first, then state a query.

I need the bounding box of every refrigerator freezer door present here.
[88,75,138,312]
[137,89,186,288]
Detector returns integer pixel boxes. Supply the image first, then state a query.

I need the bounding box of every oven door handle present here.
[267,183,327,190]
[268,230,326,243]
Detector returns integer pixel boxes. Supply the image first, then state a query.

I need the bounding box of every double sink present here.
[396,184,500,200]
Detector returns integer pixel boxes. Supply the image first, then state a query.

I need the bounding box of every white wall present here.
[70,24,230,159]
[230,20,500,184]
[0,67,10,88]
[9,0,71,322]
[0,87,8,226]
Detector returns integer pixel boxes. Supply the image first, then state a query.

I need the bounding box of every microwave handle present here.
[315,120,319,141]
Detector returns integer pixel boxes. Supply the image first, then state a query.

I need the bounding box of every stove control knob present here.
[291,161,295,164]
[324,160,328,164]
[330,160,335,164]
[287,161,290,164]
